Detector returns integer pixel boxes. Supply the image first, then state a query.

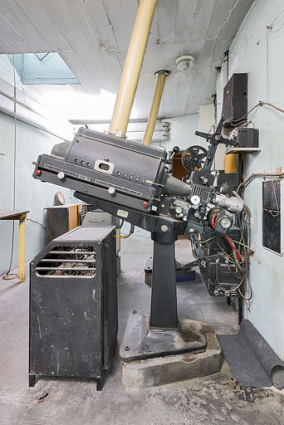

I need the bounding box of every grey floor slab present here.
[0,235,283,425]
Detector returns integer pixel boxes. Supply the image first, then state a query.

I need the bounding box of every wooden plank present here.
[68,205,79,231]
[18,218,26,282]
[226,147,262,154]
[0,210,29,220]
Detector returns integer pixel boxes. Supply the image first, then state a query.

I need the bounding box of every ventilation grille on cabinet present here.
[36,246,96,277]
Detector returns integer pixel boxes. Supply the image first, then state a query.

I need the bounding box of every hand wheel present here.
[182,145,208,172]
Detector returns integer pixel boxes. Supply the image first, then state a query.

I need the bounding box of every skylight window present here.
[7,53,80,85]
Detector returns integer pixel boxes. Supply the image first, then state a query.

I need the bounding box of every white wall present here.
[0,55,73,141]
[198,104,214,147]
[0,55,76,277]
[159,114,200,152]
[0,112,75,276]
[221,0,284,359]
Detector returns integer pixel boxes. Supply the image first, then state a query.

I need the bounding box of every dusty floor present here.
[0,235,283,425]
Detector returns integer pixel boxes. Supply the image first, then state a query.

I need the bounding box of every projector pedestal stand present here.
[120,232,206,361]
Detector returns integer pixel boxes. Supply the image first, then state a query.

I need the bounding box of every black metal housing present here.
[234,128,259,148]
[37,127,168,213]
[222,73,248,126]
[217,173,240,196]
[263,180,281,253]
[29,226,117,390]
[200,227,243,297]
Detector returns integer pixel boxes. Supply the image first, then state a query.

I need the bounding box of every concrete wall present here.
[220,0,284,359]
[0,112,74,276]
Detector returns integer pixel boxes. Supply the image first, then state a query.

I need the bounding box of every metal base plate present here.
[120,311,206,362]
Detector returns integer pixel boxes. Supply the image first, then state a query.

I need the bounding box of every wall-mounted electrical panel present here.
[232,128,259,148]
[263,180,281,254]
[222,73,248,127]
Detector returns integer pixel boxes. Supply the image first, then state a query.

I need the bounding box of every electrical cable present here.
[218,275,245,295]
[207,191,252,300]
[198,236,216,244]
[231,100,284,126]
[224,235,240,262]
[237,172,284,193]
[26,218,47,229]
[118,219,125,229]
[229,239,254,253]
[114,223,135,239]
[238,277,253,301]
[211,213,240,262]
[185,235,198,259]
[3,56,18,281]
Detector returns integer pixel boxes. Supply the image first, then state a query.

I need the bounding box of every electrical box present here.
[45,204,81,242]
[263,180,281,253]
[200,227,243,297]
[232,128,259,148]
[217,173,240,196]
[222,73,248,127]
[29,226,118,390]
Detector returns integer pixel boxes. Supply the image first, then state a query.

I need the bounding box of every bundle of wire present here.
[186,203,253,300]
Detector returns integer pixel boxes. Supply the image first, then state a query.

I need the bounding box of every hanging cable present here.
[114,223,135,239]
[237,172,284,193]
[3,56,18,281]
[224,235,240,262]
[211,213,240,262]
[230,100,284,125]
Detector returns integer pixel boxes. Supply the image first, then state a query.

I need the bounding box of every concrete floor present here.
[0,235,284,425]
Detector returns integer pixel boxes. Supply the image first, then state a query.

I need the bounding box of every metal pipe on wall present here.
[108,0,157,138]
[142,70,169,146]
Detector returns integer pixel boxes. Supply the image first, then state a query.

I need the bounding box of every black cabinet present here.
[29,226,118,390]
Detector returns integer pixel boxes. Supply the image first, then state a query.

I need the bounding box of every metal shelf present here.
[226,147,262,154]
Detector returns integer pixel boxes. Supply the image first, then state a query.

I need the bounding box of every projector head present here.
[33,127,243,236]
[34,127,192,214]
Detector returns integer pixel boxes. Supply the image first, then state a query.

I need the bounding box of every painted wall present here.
[0,112,74,277]
[219,0,284,359]
[0,55,74,140]
[159,114,199,152]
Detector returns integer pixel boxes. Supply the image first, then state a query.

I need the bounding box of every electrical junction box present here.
[232,128,259,148]
[222,73,248,127]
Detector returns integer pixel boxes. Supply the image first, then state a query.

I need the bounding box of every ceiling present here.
[0,0,255,122]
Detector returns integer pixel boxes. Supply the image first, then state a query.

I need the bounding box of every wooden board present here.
[0,210,29,220]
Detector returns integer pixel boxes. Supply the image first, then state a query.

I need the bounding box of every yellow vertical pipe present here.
[225,153,238,173]
[18,217,26,282]
[109,0,158,137]
[142,70,169,146]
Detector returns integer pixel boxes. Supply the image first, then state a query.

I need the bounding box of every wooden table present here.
[0,210,29,282]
